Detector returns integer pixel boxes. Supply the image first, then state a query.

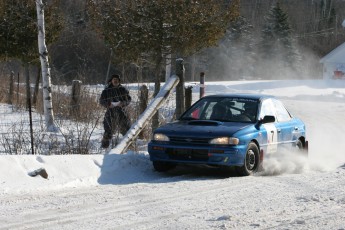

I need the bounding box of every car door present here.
[272,99,295,149]
[258,99,278,154]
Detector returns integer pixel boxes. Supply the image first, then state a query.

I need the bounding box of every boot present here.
[101,138,110,148]
[101,133,112,148]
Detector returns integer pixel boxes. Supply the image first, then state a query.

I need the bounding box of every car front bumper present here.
[148,142,247,167]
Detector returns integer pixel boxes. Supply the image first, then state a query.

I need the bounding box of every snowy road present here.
[1,168,345,229]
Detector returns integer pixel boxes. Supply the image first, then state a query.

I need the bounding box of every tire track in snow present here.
[0,177,253,229]
[2,171,344,229]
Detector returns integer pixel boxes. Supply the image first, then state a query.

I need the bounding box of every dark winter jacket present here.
[99,84,131,108]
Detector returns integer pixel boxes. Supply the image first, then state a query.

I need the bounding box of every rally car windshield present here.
[180,97,259,123]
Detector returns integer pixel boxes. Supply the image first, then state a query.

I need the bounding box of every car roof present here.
[203,93,274,101]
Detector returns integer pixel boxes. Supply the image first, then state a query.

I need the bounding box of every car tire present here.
[152,161,176,172]
[295,139,303,149]
[236,142,260,176]
[295,139,308,156]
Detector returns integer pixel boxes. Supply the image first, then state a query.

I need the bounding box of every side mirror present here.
[260,115,275,124]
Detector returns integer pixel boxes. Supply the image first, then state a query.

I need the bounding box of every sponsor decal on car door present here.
[259,98,278,154]
[263,123,278,154]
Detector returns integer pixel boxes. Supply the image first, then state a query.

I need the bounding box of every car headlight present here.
[153,133,170,142]
[209,137,239,145]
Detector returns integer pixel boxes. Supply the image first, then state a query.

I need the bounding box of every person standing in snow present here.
[99,74,131,148]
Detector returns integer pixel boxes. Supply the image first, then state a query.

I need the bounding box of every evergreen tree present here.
[87,0,240,72]
[0,0,63,62]
[258,2,301,79]
[0,1,37,62]
[87,0,239,130]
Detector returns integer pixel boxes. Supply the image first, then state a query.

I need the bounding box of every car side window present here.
[273,99,291,122]
[258,99,276,120]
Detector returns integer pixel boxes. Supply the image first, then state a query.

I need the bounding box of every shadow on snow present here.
[96,152,240,185]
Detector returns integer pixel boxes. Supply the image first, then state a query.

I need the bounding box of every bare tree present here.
[36,0,58,131]
[0,0,62,130]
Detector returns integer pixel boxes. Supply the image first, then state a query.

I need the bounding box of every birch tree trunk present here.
[36,0,57,132]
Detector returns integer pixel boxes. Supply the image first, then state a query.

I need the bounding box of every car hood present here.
[155,120,253,138]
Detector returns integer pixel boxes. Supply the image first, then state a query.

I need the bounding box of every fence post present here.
[25,64,35,155]
[16,72,20,105]
[139,85,148,139]
[185,86,193,109]
[7,71,14,105]
[175,58,185,118]
[70,80,82,117]
[200,72,205,98]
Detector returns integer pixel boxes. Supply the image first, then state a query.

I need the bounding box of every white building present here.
[320,42,345,80]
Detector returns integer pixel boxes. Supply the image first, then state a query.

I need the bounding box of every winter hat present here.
[108,74,121,83]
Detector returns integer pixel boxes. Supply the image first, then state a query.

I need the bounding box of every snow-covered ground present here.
[1,79,345,229]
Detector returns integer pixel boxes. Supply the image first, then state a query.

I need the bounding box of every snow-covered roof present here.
[320,42,345,64]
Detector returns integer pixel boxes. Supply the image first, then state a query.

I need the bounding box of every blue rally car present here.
[148,94,308,176]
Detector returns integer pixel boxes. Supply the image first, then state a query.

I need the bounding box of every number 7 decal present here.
[264,124,278,154]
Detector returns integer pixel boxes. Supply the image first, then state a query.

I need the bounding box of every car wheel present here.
[152,161,176,172]
[236,142,260,176]
[295,139,303,150]
[295,139,307,156]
